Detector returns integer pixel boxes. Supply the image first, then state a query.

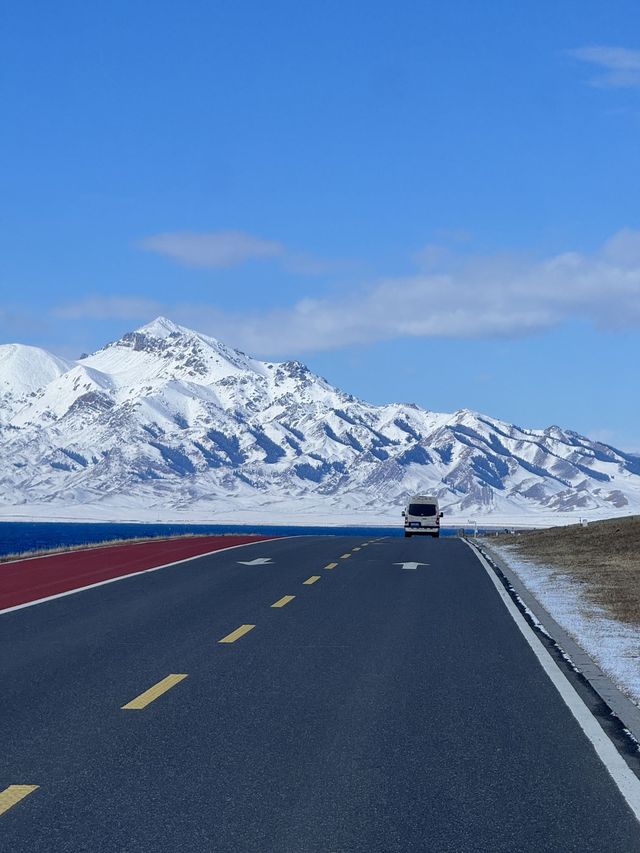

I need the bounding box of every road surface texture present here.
[1,536,639,852]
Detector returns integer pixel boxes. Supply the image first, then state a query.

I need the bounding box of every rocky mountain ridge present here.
[1,317,639,523]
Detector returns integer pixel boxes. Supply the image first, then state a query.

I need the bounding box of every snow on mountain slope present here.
[1,317,639,523]
[0,344,72,394]
[0,344,75,425]
[0,343,72,400]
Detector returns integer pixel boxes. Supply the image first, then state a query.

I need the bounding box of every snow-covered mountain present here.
[1,317,639,525]
[0,344,73,424]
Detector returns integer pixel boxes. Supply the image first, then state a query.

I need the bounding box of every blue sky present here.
[2,1,640,449]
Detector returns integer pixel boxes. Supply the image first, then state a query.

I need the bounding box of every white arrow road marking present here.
[394,562,430,571]
[237,557,273,566]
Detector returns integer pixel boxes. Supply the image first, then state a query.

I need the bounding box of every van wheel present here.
[432,532,440,539]
[404,532,412,538]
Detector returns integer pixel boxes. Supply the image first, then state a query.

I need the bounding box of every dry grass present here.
[0,532,251,564]
[491,515,640,625]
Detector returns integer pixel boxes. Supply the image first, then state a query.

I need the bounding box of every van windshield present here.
[408,503,437,517]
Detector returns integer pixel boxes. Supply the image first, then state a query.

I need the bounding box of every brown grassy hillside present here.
[492,515,640,624]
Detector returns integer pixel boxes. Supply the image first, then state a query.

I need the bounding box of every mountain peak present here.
[137,316,188,339]
[85,316,269,385]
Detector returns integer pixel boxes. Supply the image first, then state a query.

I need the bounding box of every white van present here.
[402,495,443,538]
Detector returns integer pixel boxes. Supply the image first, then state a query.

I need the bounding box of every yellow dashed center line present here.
[303,575,321,585]
[0,786,39,817]
[271,595,295,608]
[352,547,361,551]
[219,624,256,644]
[325,562,338,570]
[122,674,188,710]
[361,543,368,547]
[341,553,351,559]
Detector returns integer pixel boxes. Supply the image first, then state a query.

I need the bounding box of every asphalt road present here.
[1,535,639,852]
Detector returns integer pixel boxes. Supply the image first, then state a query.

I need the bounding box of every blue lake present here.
[0,521,464,558]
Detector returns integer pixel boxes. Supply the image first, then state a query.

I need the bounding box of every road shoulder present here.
[468,539,640,824]
[476,539,640,753]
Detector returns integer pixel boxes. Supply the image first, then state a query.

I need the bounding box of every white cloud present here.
[413,243,452,270]
[603,227,640,266]
[52,296,163,321]
[188,229,640,355]
[51,229,640,357]
[138,230,284,268]
[137,229,350,276]
[569,45,640,88]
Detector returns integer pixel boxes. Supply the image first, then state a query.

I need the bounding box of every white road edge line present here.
[0,538,292,616]
[467,540,640,823]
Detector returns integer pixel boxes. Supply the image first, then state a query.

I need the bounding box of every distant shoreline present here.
[0,505,632,530]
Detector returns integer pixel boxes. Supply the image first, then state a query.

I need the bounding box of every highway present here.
[1,535,639,852]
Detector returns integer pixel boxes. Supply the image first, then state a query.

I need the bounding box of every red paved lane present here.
[0,535,275,611]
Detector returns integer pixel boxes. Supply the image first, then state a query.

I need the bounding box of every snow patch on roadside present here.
[491,544,640,707]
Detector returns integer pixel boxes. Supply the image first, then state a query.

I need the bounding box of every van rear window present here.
[408,503,437,517]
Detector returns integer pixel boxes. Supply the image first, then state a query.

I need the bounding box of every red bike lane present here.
[0,535,276,611]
